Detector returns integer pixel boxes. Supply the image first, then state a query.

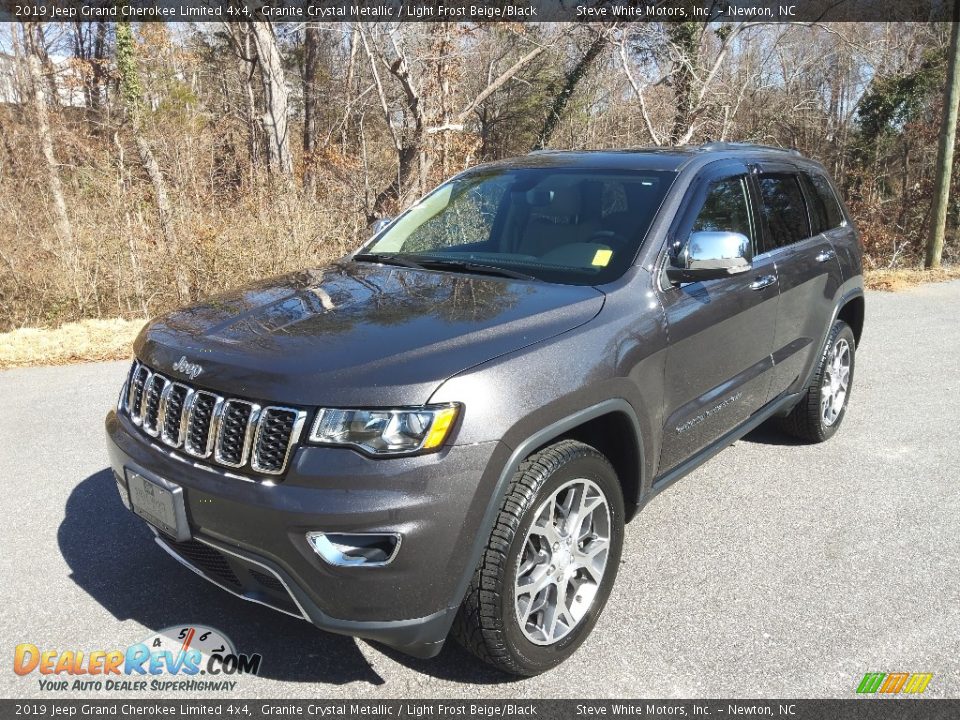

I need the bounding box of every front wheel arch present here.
[550,411,642,521]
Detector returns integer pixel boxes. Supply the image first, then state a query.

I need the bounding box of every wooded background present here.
[0,20,956,330]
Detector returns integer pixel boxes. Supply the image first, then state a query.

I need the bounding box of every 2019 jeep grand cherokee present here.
[106,143,864,676]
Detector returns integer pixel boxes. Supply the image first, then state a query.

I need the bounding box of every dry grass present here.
[864,266,960,292]
[0,318,146,369]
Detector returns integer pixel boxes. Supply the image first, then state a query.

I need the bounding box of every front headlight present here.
[308,404,460,455]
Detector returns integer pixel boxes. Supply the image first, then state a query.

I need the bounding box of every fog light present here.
[114,470,131,510]
[306,532,401,567]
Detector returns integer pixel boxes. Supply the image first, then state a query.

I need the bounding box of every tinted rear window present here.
[758,174,811,250]
[807,172,845,232]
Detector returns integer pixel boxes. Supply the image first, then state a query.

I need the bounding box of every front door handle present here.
[815,249,836,263]
[749,275,776,291]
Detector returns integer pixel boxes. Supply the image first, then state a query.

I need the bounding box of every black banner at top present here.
[0,0,952,22]
[2,699,960,720]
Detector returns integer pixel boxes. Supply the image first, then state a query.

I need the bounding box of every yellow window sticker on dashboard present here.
[592,249,613,267]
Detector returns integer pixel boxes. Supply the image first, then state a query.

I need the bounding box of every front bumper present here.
[105,410,504,658]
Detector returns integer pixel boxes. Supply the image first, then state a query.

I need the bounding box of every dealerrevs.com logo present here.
[13,625,261,692]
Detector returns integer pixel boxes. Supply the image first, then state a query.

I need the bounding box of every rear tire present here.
[778,319,855,442]
[452,440,625,676]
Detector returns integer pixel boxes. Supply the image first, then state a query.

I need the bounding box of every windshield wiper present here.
[415,258,538,282]
[353,253,426,270]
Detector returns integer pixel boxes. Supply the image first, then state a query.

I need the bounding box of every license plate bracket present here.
[126,470,190,542]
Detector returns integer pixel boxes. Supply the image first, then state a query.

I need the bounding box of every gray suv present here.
[106,143,864,676]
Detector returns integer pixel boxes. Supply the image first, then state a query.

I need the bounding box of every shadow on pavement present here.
[740,424,808,446]
[374,642,521,686]
[61,469,519,687]
[60,469,385,687]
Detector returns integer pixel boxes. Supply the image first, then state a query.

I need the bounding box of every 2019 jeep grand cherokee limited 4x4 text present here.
[106,143,864,676]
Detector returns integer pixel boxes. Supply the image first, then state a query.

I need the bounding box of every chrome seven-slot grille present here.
[122,360,306,476]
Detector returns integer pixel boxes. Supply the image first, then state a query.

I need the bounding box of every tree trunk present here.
[302,23,322,195]
[372,143,421,219]
[926,10,960,269]
[23,26,84,314]
[224,23,263,175]
[249,21,293,177]
[668,22,700,145]
[25,46,73,253]
[116,19,190,302]
[534,31,609,150]
[340,25,359,151]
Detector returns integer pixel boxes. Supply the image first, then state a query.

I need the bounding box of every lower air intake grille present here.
[164,537,241,589]
[250,569,286,592]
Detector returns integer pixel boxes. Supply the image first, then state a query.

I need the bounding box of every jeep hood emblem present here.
[172,355,203,380]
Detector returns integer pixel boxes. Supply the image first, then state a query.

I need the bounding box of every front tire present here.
[778,319,856,442]
[452,440,625,676]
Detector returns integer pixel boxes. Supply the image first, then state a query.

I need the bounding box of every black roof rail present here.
[698,141,802,156]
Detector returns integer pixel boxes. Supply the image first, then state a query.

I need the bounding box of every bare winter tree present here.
[0,21,955,330]
[302,22,323,195]
[249,21,293,177]
[116,19,189,302]
[359,24,551,217]
[20,25,74,259]
[535,26,614,150]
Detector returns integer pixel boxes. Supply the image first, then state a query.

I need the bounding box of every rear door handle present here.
[815,249,836,263]
[749,275,777,291]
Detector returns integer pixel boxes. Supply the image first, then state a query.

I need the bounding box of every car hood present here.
[135,262,605,406]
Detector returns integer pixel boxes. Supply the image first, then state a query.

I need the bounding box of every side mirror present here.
[369,217,393,237]
[666,231,752,284]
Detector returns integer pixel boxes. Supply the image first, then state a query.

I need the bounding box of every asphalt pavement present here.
[1,282,958,699]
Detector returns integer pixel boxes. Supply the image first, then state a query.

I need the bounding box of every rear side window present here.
[757,173,811,250]
[807,173,845,231]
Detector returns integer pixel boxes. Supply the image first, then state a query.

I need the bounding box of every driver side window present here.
[691,176,754,243]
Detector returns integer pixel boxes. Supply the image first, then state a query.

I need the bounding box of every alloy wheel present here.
[514,478,611,646]
[821,336,851,426]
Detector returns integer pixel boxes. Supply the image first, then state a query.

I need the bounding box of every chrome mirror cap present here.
[668,231,752,283]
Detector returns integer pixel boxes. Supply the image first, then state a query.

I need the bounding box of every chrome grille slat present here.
[184,392,222,458]
[128,363,150,426]
[251,407,307,476]
[141,373,167,436]
[161,383,193,448]
[215,400,260,468]
[121,361,301,477]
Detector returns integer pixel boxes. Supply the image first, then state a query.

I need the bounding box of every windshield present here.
[360,167,676,285]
